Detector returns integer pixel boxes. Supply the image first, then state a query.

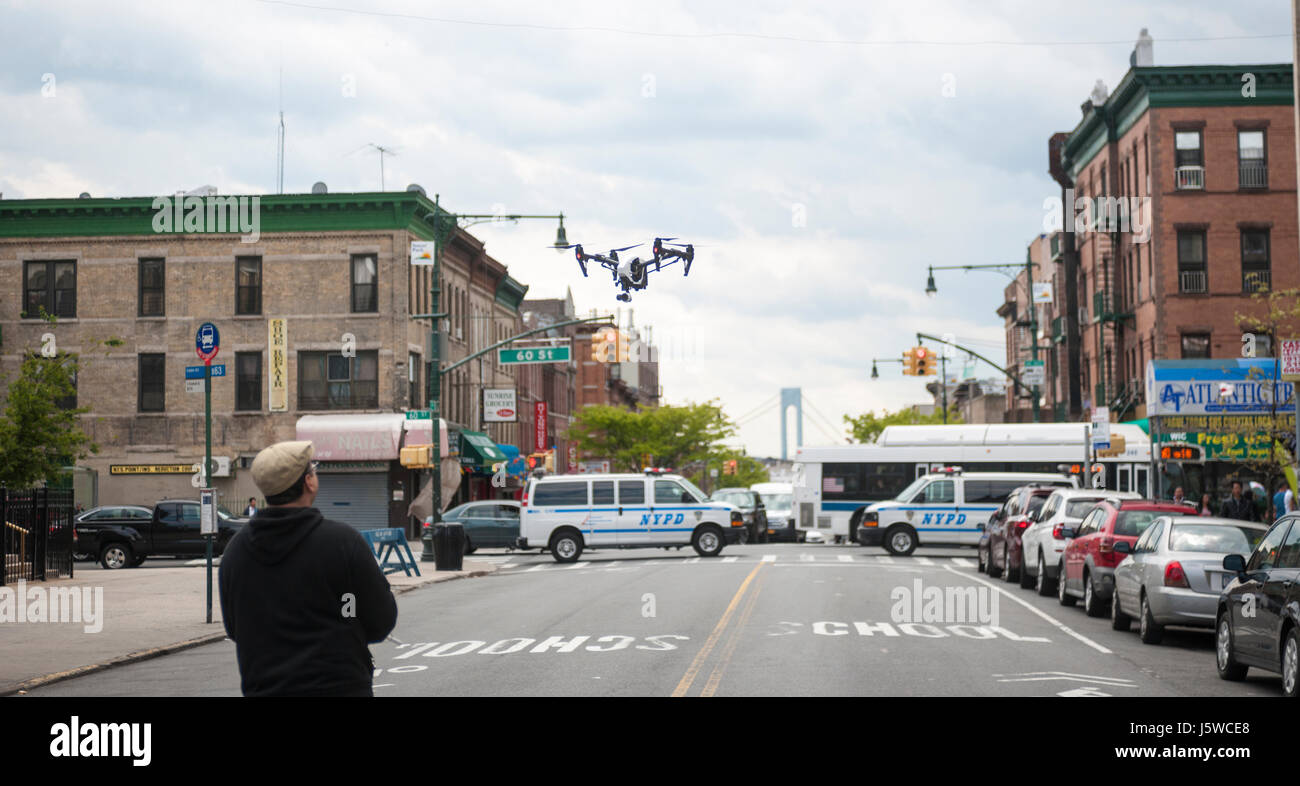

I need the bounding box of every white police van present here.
[855,469,1077,555]
[516,470,746,562]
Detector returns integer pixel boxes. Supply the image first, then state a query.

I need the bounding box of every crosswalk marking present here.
[684,557,701,564]
[496,553,983,573]
[951,558,975,568]
[722,556,738,563]
[875,556,896,564]
[762,554,777,562]
[916,557,935,566]
[837,555,854,562]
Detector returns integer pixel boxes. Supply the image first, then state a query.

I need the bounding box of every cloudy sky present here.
[2,0,1294,457]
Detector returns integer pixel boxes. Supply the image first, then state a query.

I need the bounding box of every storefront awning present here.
[297,414,405,461]
[497,444,528,477]
[460,430,507,471]
[402,417,451,455]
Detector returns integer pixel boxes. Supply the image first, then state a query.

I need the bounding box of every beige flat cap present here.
[251,441,314,496]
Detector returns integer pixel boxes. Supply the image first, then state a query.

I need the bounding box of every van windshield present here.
[678,477,707,503]
[894,477,927,502]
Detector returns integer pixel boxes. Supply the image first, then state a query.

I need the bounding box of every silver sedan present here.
[1112,516,1267,645]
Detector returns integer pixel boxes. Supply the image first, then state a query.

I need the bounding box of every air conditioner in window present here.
[1078,307,1090,326]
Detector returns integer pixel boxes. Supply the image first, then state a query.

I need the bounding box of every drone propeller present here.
[611,244,642,254]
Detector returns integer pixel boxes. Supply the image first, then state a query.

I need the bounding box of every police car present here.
[855,469,1077,555]
[516,470,746,563]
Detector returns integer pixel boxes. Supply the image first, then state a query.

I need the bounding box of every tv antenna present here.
[364,143,398,191]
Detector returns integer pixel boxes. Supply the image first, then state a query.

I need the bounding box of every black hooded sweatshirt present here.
[218,505,398,697]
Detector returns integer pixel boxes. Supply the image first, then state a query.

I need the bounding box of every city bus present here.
[792,423,1159,543]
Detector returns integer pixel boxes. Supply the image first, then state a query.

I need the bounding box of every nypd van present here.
[516,471,746,562]
[855,470,1077,555]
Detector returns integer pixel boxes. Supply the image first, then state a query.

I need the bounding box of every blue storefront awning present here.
[497,444,528,477]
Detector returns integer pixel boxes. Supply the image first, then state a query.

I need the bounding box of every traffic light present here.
[591,333,608,362]
[902,347,918,376]
[914,346,936,376]
[592,329,620,363]
[723,459,738,475]
[617,331,630,362]
[399,444,434,468]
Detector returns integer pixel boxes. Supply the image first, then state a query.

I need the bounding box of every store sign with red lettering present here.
[535,402,548,453]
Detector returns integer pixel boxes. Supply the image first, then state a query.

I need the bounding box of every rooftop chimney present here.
[1090,79,1110,107]
[1130,28,1154,67]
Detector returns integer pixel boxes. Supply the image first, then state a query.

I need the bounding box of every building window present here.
[409,352,421,409]
[352,254,377,312]
[298,350,378,410]
[235,352,262,411]
[54,360,77,410]
[138,353,165,412]
[1174,131,1204,189]
[138,258,165,316]
[24,260,77,319]
[236,257,261,315]
[1181,333,1211,359]
[1177,231,1207,293]
[1245,332,1273,357]
[1238,130,1267,189]
[1241,229,1270,293]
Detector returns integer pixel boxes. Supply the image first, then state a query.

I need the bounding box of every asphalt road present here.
[24,542,1289,697]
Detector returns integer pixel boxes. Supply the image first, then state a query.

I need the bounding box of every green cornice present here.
[495,276,529,312]
[0,191,448,239]
[1062,63,1294,177]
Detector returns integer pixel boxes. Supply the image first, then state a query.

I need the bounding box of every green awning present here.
[459,430,507,471]
[1122,418,1149,435]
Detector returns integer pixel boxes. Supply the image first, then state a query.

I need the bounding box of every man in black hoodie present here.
[219,441,397,696]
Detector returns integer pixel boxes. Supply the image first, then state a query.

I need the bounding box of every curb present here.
[3,566,498,697]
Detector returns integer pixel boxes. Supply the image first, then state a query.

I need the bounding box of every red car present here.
[1058,499,1191,616]
[983,485,1055,586]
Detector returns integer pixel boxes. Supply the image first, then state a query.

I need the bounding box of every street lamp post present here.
[417,196,569,563]
[925,261,1042,423]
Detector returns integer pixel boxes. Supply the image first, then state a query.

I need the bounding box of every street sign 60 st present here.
[499,346,571,365]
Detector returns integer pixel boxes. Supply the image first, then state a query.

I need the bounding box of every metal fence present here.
[1,487,75,585]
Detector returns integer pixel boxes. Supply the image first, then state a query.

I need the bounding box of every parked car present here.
[710,488,768,544]
[1022,490,1141,596]
[71,505,156,560]
[1112,516,1267,643]
[76,499,247,569]
[423,500,521,553]
[982,485,1055,583]
[1058,499,1191,616]
[1215,512,1300,696]
[751,482,799,542]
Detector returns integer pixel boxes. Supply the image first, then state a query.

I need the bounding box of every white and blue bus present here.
[792,423,1156,543]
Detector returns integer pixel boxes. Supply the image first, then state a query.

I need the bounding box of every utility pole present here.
[1026,248,1041,423]
[940,351,949,424]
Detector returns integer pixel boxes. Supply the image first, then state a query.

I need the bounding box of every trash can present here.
[433,522,465,571]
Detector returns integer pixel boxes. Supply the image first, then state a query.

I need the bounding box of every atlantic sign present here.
[1145,359,1296,417]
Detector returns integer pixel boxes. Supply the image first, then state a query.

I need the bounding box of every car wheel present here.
[1018,552,1035,589]
[1216,611,1248,682]
[100,543,133,570]
[463,537,476,555]
[1084,573,1106,617]
[1138,593,1164,644]
[1057,562,1076,606]
[884,526,917,557]
[1003,546,1019,584]
[1111,588,1132,631]
[693,525,724,558]
[549,529,583,564]
[1282,628,1299,698]
[987,543,1002,578]
[1035,555,1055,597]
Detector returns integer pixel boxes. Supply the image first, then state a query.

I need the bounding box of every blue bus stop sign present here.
[196,322,220,364]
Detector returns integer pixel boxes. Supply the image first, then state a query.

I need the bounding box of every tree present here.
[1230,287,1300,508]
[0,352,97,488]
[843,405,962,444]
[690,451,770,492]
[566,400,735,473]
[0,311,122,488]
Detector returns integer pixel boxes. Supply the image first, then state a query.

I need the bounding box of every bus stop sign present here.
[196,322,220,364]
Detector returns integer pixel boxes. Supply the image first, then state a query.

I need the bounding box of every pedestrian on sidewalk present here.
[244,497,258,517]
[1219,481,1257,522]
[219,441,397,697]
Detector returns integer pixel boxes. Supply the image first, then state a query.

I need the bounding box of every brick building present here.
[1053,47,1296,421]
[0,189,531,533]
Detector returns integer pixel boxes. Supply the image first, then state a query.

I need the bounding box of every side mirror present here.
[1060,526,1076,539]
[1114,541,1131,554]
[1223,554,1246,575]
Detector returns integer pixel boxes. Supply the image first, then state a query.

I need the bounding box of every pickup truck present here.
[74,500,247,569]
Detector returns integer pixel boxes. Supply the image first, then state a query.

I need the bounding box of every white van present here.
[856,469,1078,555]
[517,471,745,563]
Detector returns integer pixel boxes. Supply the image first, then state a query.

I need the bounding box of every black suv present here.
[76,499,247,569]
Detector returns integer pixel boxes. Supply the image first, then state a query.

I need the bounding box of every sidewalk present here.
[1,544,499,695]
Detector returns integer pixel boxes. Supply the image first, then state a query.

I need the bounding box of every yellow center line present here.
[700,567,768,697]
[671,561,765,698]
